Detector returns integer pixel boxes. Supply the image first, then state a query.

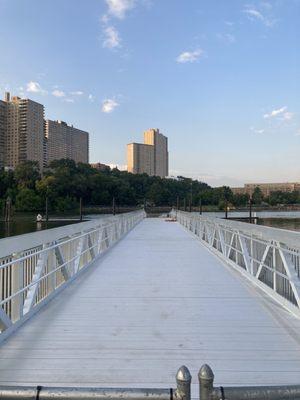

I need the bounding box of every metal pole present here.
[177,196,179,210]
[184,198,186,212]
[225,200,228,219]
[45,196,49,222]
[199,197,202,215]
[79,197,83,221]
[0,386,173,400]
[112,197,116,216]
[198,364,214,400]
[249,197,252,224]
[176,366,192,400]
[189,197,192,213]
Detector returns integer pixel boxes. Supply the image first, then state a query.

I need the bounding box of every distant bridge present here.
[1,210,300,399]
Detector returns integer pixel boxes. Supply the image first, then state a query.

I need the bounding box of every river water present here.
[1,211,300,239]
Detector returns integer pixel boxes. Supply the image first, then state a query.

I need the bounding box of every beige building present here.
[3,92,45,169]
[0,100,6,169]
[127,129,168,178]
[90,162,110,171]
[232,182,300,197]
[45,120,89,164]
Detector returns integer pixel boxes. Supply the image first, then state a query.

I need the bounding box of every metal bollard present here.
[198,364,214,400]
[175,366,192,400]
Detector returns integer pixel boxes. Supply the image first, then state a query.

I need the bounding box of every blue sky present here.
[0,0,299,186]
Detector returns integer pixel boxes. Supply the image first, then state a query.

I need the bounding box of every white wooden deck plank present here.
[1,218,300,389]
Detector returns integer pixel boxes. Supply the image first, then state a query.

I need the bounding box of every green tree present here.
[252,187,263,205]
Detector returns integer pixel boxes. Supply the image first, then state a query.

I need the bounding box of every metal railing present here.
[0,365,191,400]
[198,364,300,400]
[0,210,145,339]
[171,210,300,318]
[0,364,300,400]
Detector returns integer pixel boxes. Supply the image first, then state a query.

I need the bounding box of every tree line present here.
[0,160,300,213]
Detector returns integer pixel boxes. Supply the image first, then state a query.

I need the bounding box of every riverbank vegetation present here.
[1,160,300,213]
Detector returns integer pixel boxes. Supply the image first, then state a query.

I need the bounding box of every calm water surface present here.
[0,215,80,239]
[2,211,300,239]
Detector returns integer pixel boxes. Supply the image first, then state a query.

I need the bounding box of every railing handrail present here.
[0,210,143,258]
[0,210,146,338]
[198,364,300,400]
[172,209,300,318]
[175,210,300,249]
[0,365,191,400]
[0,364,299,400]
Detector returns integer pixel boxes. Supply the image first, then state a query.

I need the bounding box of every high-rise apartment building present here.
[3,92,45,168]
[127,129,168,178]
[144,129,168,177]
[45,120,89,164]
[127,143,154,175]
[0,100,6,169]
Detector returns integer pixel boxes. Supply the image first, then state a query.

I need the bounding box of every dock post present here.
[249,197,253,224]
[45,196,49,222]
[112,197,116,216]
[176,366,191,400]
[79,197,83,221]
[198,364,214,400]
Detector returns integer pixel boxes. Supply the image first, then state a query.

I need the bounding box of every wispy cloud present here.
[251,127,265,134]
[26,81,47,95]
[176,49,204,64]
[263,106,293,120]
[52,89,65,98]
[63,98,75,103]
[88,94,95,102]
[103,25,121,48]
[216,33,236,44]
[105,0,136,19]
[70,91,84,96]
[102,98,119,113]
[243,5,276,27]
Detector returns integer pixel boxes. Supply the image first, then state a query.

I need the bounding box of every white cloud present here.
[217,33,236,44]
[105,0,136,19]
[70,91,84,96]
[102,98,119,113]
[176,49,204,63]
[103,26,121,48]
[283,111,294,121]
[264,106,287,119]
[52,89,65,98]
[63,98,75,103]
[26,81,47,95]
[88,94,95,102]
[251,127,265,134]
[244,6,276,27]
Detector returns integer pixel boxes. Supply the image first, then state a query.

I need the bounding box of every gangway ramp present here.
[1,218,300,396]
